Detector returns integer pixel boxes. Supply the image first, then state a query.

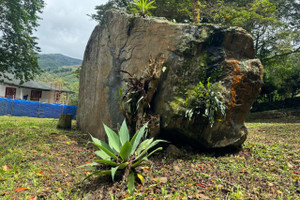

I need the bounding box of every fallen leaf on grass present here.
[141,166,151,173]
[42,187,50,192]
[137,173,145,185]
[123,193,130,198]
[2,165,10,171]
[198,164,204,170]
[196,194,210,199]
[173,165,180,172]
[293,171,299,174]
[196,183,205,188]
[268,183,274,187]
[269,168,276,172]
[29,197,37,200]
[151,177,168,183]
[29,150,38,153]
[15,187,29,191]
[1,192,9,196]
[37,171,43,177]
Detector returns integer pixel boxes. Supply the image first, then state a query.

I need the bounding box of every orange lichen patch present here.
[226,59,240,66]
[225,59,263,126]
[225,59,246,125]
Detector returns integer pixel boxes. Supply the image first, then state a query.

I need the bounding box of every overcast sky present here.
[36,0,108,59]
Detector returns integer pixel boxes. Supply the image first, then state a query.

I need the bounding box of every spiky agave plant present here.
[130,0,156,17]
[79,120,166,194]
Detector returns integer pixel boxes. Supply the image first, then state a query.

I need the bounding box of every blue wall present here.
[0,98,77,119]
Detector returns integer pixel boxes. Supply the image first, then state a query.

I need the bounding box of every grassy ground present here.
[0,113,299,199]
[0,116,93,199]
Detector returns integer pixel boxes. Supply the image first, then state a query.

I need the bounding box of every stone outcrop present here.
[77,9,263,148]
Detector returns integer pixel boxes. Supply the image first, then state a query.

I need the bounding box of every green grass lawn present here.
[0,115,299,199]
[0,116,93,199]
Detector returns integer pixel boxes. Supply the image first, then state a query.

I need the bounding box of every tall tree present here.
[0,0,44,83]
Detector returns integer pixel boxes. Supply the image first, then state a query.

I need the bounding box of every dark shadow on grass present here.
[158,129,243,159]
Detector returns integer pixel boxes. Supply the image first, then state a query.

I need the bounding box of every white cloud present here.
[36,0,108,59]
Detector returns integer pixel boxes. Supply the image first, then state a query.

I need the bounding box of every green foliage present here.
[79,120,167,194]
[260,52,300,102]
[151,0,193,22]
[0,0,44,83]
[184,78,226,126]
[130,0,156,17]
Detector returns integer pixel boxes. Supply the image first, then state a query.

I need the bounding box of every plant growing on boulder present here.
[79,120,167,194]
[130,0,156,17]
[118,55,165,135]
[184,77,226,126]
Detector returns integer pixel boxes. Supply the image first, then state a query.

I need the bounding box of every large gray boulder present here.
[77,10,263,148]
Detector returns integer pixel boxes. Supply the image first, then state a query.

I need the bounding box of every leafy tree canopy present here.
[0,0,44,83]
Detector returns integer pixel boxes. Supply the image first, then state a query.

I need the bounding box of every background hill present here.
[37,54,82,105]
[38,54,82,69]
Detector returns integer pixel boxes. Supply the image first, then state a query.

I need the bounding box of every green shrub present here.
[79,120,166,194]
[130,0,156,17]
[184,77,226,126]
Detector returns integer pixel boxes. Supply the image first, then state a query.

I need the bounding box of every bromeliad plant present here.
[130,0,156,17]
[79,120,166,194]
